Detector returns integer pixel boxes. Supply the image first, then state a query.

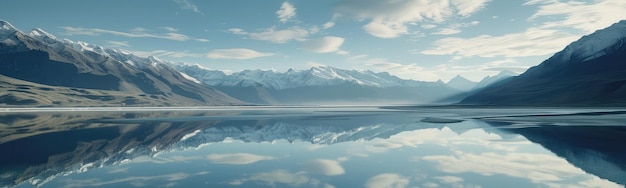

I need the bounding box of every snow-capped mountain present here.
[177,64,437,90]
[446,75,477,91]
[28,27,179,72]
[177,64,463,105]
[0,20,242,106]
[462,20,626,106]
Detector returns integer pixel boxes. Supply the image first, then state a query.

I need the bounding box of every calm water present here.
[1,106,625,188]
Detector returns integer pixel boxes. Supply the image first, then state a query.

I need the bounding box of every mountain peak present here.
[0,20,18,32]
[448,75,470,83]
[29,28,57,40]
[494,70,518,77]
[446,75,477,91]
[0,20,21,41]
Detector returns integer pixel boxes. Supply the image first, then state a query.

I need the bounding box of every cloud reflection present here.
[303,159,345,176]
[364,173,409,188]
[61,171,208,188]
[229,170,335,188]
[206,153,275,165]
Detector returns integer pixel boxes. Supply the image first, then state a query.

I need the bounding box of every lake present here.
[1,106,625,188]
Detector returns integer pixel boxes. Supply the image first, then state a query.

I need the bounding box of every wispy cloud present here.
[452,0,492,17]
[525,0,626,33]
[276,2,296,23]
[162,27,179,32]
[432,28,461,35]
[335,0,491,38]
[421,28,578,58]
[206,153,275,165]
[229,170,333,188]
[206,48,275,60]
[105,40,130,48]
[61,171,209,188]
[173,0,204,15]
[302,36,346,54]
[228,27,311,43]
[62,27,209,42]
[132,50,203,59]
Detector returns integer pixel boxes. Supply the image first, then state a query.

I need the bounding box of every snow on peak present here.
[0,20,21,42]
[552,20,626,63]
[29,28,57,40]
[177,65,432,89]
[0,20,18,32]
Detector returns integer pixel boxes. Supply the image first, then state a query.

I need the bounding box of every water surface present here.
[1,106,625,188]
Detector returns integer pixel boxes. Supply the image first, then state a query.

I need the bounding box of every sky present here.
[1,0,625,82]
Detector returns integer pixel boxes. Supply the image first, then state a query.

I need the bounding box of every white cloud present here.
[276,2,296,23]
[323,22,335,29]
[452,0,492,17]
[302,36,345,53]
[206,153,275,164]
[432,28,461,35]
[364,173,409,188]
[106,40,130,48]
[421,24,438,29]
[62,27,208,42]
[162,27,179,32]
[336,0,490,38]
[228,27,311,43]
[303,159,345,176]
[362,20,408,38]
[173,0,204,15]
[421,28,578,58]
[206,49,275,60]
[525,0,626,33]
[133,50,202,59]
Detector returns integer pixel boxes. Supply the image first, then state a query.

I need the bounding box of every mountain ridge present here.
[461,20,626,106]
[0,20,243,106]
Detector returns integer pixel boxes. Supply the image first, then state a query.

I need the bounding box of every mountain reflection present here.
[489,123,626,185]
[0,108,624,187]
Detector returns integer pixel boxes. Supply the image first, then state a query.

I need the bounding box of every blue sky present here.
[1,0,625,81]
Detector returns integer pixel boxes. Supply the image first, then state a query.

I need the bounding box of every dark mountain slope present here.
[461,20,626,106]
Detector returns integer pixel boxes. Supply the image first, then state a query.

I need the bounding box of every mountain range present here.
[0,19,521,106]
[462,20,626,106]
[177,64,502,105]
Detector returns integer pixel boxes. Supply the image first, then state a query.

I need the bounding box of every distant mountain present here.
[177,64,463,105]
[472,70,517,90]
[462,20,626,106]
[0,20,243,106]
[178,65,434,89]
[446,75,477,91]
